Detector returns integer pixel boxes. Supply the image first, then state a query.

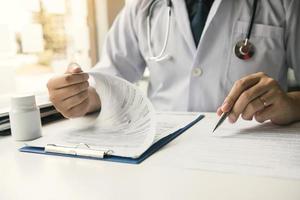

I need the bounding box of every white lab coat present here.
[91,0,300,112]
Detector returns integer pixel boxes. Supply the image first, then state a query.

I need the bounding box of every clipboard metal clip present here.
[45,143,113,159]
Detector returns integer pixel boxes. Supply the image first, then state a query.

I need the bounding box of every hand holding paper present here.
[28,72,203,159]
[47,64,101,118]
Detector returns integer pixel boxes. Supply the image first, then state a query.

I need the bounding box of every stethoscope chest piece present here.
[234,39,255,60]
[233,0,259,61]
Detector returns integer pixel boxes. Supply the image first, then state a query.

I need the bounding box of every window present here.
[0,0,151,110]
[0,0,95,100]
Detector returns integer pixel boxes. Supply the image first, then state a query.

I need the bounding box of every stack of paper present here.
[26,72,202,159]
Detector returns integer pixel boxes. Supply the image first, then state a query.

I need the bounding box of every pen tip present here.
[212,127,217,133]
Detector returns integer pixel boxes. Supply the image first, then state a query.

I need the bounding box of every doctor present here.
[47,0,300,125]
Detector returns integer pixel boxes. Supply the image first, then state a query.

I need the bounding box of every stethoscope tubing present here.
[235,0,259,60]
[147,0,259,62]
[147,0,172,62]
[246,0,258,40]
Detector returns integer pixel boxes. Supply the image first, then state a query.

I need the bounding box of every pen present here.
[212,111,231,133]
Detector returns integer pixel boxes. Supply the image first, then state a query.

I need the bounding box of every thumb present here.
[66,63,83,74]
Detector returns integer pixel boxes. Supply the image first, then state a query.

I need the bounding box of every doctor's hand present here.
[217,72,300,125]
[47,65,101,118]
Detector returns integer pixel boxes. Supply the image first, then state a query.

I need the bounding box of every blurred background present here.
[0,0,298,106]
[0,0,128,102]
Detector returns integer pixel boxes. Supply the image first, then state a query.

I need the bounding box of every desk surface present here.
[1,113,300,200]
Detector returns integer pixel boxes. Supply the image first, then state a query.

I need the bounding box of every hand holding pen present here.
[213,72,300,132]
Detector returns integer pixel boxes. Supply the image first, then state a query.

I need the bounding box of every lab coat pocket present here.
[227,21,285,85]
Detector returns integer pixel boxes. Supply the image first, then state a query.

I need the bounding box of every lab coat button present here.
[192,68,202,77]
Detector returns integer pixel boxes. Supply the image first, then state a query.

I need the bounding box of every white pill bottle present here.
[9,95,42,141]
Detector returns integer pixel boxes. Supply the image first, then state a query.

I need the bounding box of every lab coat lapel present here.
[172,0,197,53]
[198,0,223,45]
[172,0,223,54]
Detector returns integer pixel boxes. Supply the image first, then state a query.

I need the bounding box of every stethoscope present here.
[234,0,258,60]
[147,0,259,62]
[147,0,172,62]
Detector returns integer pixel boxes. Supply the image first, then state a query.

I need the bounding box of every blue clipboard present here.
[20,115,204,164]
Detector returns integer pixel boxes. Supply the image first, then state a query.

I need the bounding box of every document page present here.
[155,114,300,179]
[29,73,157,158]
[154,112,200,143]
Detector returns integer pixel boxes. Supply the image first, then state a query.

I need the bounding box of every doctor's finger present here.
[66,64,83,74]
[65,99,90,118]
[60,90,89,111]
[49,81,89,102]
[259,88,281,107]
[217,107,223,116]
[241,98,266,121]
[47,73,89,89]
[229,78,275,121]
[254,105,275,123]
[221,74,261,113]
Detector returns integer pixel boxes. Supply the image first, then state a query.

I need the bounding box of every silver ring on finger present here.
[259,97,268,107]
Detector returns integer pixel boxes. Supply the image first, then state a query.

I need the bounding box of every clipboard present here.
[20,115,204,164]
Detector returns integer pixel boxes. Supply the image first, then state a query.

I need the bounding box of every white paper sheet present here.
[26,72,201,159]
[29,73,157,158]
[154,112,200,143]
[154,114,300,180]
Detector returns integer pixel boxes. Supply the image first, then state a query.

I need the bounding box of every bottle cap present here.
[11,95,37,110]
